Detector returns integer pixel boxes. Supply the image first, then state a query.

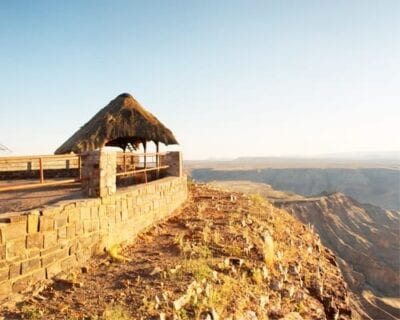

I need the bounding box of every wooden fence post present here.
[39,158,44,183]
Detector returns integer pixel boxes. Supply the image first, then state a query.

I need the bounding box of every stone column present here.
[81,150,116,197]
[165,151,183,177]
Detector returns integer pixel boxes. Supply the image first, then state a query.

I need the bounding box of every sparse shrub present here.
[102,304,131,320]
[191,243,213,259]
[211,230,223,245]
[202,224,211,244]
[250,194,266,205]
[177,308,190,320]
[107,244,130,262]
[21,305,43,319]
[296,302,305,315]
[206,275,249,317]
[222,243,243,257]
[181,258,214,282]
[251,268,263,285]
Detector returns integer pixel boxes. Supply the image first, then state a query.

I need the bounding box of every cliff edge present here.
[1,184,361,319]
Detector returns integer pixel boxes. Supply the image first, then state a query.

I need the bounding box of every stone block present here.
[83,220,91,234]
[60,255,77,270]
[68,240,79,255]
[9,262,21,278]
[27,213,39,233]
[75,221,83,235]
[115,211,122,224]
[99,219,108,231]
[121,209,128,221]
[12,269,45,293]
[54,216,67,229]
[0,267,9,282]
[106,205,116,217]
[39,216,54,232]
[98,205,107,217]
[0,244,5,260]
[27,247,40,259]
[66,224,76,239]
[41,252,56,268]
[102,197,113,205]
[43,231,57,249]
[91,207,99,219]
[6,237,26,260]
[0,222,26,241]
[46,261,62,278]
[0,281,12,297]
[67,208,80,223]
[41,249,66,267]
[62,203,76,211]
[41,206,61,216]
[91,220,99,233]
[58,226,67,239]
[27,233,43,249]
[21,257,41,274]
[0,214,26,224]
[80,207,91,220]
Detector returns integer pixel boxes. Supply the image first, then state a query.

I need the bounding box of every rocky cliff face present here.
[0,184,361,319]
[207,180,400,319]
[191,168,400,210]
[277,193,400,297]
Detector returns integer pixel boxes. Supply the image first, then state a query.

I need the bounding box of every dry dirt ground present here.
[0,184,358,320]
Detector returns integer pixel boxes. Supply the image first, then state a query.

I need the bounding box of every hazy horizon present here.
[184,150,400,161]
[1,1,399,159]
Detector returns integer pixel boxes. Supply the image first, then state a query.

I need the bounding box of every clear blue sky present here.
[0,1,399,159]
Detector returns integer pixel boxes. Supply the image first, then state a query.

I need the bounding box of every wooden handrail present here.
[0,154,79,161]
[116,165,169,177]
[116,152,167,157]
[0,179,81,192]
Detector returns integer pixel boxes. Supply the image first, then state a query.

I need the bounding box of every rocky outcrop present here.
[206,180,400,319]
[0,184,360,319]
[277,193,400,297]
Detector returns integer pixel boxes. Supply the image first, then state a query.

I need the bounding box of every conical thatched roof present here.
[0,143,11,152]
[55,93,178,154]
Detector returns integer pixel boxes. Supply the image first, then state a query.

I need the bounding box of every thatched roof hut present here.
[55,93,178,154]
[0,143,11,152]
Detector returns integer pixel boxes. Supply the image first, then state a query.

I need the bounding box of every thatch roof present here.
[0,143,11,152]
[55,93,178,154]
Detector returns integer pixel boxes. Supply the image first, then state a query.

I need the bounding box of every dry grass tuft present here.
[102,304,131,320]
[107,244,131,262]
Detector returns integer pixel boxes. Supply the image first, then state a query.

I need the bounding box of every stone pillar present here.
[165,151,183,177]
[81,150,116,198]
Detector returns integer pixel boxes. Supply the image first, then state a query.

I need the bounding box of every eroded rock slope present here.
[1,184,361,319]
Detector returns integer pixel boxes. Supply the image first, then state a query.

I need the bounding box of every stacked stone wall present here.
[0,176,187,298]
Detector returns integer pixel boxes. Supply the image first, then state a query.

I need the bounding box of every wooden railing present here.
[0,151,172,192]
[116,152,168,184]
[0,154,81,192]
